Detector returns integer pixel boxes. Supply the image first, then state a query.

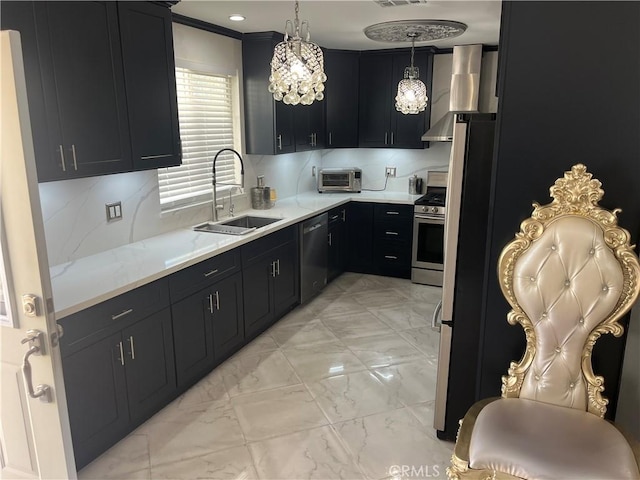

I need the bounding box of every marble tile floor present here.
[78,273,454,480]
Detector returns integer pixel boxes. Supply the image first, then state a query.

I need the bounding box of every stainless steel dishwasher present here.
[300,212,328,304]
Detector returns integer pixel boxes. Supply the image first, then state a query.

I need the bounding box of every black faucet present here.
[212,148,245,222]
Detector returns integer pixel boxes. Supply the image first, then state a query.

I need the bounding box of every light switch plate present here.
[106,202,122,222]
[385,167,396,177]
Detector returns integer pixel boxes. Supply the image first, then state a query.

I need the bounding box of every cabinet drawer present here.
[374,221,413,241]
[374,203,413,221]
[59,278,169,356]
[169,249,240,302]
[241,226,297,266]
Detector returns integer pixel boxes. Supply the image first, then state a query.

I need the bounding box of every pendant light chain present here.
[268,0,327,105]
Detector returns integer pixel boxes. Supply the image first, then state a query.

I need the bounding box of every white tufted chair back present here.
[498,164,640,417]
[512,216,623,410]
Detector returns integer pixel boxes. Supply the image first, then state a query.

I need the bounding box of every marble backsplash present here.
[40,144,451,267]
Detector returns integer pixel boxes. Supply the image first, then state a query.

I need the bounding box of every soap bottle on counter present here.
[251,176,273,209]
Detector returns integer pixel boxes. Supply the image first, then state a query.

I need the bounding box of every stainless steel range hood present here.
[422,44,483,142]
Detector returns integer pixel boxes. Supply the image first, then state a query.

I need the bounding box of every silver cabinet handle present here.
[71,144,78,170]
[276,259,280,276]
[330,214,340,221]
[391,132,394,145]
[384,255,398,260]
[128,336,135,360]
[385,231,399,236]
[112,308,133,321]
[386,211,399,215]
[204,269,219,278]
[208,293,214,313]
[277,134,282,151]
[329,132,332,146]
[384,132,388,145]
[309,133,315,146]
[58,145,67,172]
[117,341,125,366]
[214,290,220,311]
[328,232,332,246]
[341,209,346,222]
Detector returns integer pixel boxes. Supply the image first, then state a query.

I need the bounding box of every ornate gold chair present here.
[448,164,640,480]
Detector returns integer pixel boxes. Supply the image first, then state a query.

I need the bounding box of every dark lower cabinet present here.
[243,257,275,337]
[272,243,299,317]
[121,309,176,423]
[242,227,299,338]
[328,206,347,282]
[346,202,413,278]
[172,272,244,388]
[62,332,129,470]
[373,204,413,278]
[346,202,374,272]
[61,301,176,469]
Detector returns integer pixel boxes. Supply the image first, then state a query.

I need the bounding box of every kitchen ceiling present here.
[171,0,502,50]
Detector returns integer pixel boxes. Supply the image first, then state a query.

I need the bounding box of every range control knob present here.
[421,206,427,212]
[431,207,439,214]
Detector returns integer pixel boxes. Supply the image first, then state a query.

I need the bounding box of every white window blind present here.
[158,68,238,210]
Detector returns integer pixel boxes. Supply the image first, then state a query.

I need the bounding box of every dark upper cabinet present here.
[242,32,325,154]
[1,1,180,182]
[359,49,433,149]
[294,101,326,151]
[33,1,132,181]
[325,50,360,148]
[117,2,181,170]
[243,32,294,155]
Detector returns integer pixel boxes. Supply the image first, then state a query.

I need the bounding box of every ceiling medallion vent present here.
[364,20,467,43]
[373,0,428,7]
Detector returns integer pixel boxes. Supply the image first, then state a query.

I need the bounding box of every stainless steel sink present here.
[193,216,280,235]
[221,215,280,229]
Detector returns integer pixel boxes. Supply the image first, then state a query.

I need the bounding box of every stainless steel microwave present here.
[318,168,362,193]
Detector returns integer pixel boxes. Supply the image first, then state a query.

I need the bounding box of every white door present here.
[0,30,75,479]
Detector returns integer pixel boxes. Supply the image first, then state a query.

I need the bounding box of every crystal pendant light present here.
[268,0,326,106]
[395,34,428,115]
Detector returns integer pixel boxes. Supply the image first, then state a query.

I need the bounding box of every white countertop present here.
[50,191,421,319]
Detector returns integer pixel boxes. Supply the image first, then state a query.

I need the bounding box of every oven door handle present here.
[414,213,445,223]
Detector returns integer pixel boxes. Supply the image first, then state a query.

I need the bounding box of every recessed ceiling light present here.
[229,14,245,22]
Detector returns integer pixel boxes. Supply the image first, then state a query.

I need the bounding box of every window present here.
[158,67,239,211]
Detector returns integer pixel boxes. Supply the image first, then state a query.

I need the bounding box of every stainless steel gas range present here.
[411,172,447,286]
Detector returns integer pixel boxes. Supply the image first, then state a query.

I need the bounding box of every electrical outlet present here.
[385,167,396,177]
[106,202,122,222]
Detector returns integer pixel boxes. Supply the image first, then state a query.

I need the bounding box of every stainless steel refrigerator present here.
[434,112,497,440]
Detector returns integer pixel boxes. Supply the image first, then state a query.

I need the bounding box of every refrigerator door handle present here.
[441,119,468,321]
[431,300,443,331]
